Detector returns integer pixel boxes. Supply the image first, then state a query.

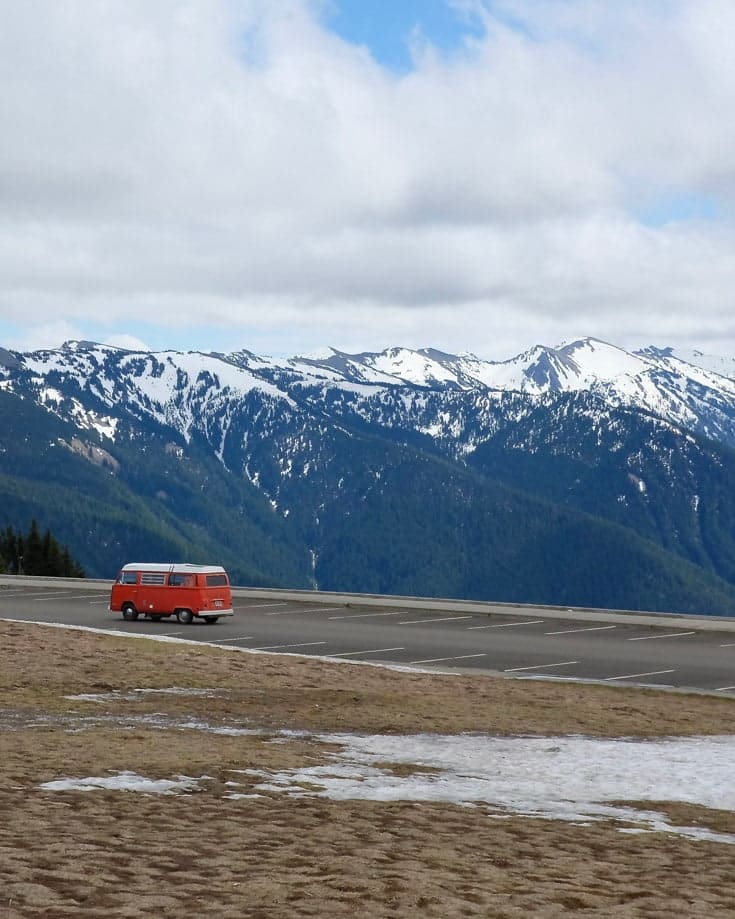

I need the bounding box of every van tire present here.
[122,604,138,622]
[203,616,219,624]
[177,609,194,625]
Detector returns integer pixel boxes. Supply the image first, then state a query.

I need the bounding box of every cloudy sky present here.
[1,0,734,359]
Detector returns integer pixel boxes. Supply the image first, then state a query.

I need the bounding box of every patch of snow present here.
[40,771,205,794]
[37,386,119,441]
[248,732,735,844]
[64,687,224,703]
[243,465,260,488]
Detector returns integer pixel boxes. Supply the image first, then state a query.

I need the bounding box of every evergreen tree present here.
[40,528,61,576]
[0,526,20,573]
[0,522,84,578]
[23,518,43,573]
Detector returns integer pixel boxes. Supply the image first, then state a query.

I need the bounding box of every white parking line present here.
[263,606,339,617]
[251,641,328,651]
[603,669,675,681]
[627,632,695,641]
[398,616,474,625]
[504,661,579,673]
[239,602,289,609]
[545,625,617,635]
[410,653,486,664]
[329,611,403,620]
[31,593,85,601]
[265,606,344,616]
[209,636,256,643]
[467,619,544,630]
[715,685,735,692]
[720,642,735,648]
[34,594,100,601]
[329,647,405,657]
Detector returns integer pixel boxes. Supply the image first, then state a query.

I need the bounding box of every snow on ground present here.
[64,687,225,703]
[37,721,735,844]
[40,771,204,795]
[12,620,735,844]
[240,732,735,844]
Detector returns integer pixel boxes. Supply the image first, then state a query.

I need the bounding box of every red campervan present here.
[110,563,234,624]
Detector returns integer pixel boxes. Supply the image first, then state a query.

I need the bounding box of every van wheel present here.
[176,609,194,625]
[122,604,138,622]
[203,616,219,624]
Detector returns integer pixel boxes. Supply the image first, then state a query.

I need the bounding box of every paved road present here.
[2,583,735,696]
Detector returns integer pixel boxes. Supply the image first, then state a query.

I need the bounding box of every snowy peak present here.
[4,336,735,453]
[292,347,402,386]
[549,338,651,389]
[361,347,463,387]
[472,338,652,395]
[276,338,735,447]
[13,343,296,449]
[637,345,735,381]
[305,338,655,395]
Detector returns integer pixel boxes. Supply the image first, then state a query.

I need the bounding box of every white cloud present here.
[0,0,734,359]
[104,333,151,352]
[5,320,88,353]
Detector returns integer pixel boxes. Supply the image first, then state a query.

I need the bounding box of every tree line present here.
[0,520,85,577]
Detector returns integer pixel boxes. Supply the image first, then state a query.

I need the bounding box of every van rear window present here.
[206,574,228,587]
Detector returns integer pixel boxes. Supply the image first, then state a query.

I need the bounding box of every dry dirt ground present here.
[2,618,735,918]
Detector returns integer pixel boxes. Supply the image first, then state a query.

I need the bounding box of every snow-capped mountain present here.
[4,336,735,456]
[3,335,735,615]
[293,337,735,440]
[265,337,735,449]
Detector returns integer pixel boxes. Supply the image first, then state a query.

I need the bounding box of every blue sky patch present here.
[637,191,721,228]
[324,0,487,71]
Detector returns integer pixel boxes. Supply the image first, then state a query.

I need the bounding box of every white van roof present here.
[121,562,227,574]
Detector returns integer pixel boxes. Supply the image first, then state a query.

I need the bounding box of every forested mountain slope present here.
[2,338,735,615]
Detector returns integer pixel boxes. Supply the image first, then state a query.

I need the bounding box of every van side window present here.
[168,574,194,587]
[119,571,138,584]
[206,574,228,587]
[141,572,166,585]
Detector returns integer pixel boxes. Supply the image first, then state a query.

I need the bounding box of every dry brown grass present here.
[2,619,735,918]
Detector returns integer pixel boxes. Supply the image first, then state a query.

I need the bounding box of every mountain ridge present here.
[3,335,735,615]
